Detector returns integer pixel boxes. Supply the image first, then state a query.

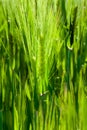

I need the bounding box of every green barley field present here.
[0,0,87,130]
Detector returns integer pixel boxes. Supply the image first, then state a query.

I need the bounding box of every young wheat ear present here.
[38,34,45,79]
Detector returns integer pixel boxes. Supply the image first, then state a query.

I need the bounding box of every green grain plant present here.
[0,0,87,130]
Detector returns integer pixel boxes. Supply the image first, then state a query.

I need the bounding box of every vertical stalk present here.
[0,57,3,130]
[0,85,3,130]
[66,47,72,90]
[12,70,15,130]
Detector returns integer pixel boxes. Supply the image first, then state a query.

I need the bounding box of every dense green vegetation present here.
[0,0,87,130]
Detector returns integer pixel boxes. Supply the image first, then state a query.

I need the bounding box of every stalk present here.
[12,71,15,130]
[0,55,3,130]
[0,84,3,130]
[65,47,73,90]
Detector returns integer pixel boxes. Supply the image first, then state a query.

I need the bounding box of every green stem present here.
[66,46,72,90]
[0,87,3,130]
[12,70,15,130]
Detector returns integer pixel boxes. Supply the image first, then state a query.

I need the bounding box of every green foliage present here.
[0,0,87,130]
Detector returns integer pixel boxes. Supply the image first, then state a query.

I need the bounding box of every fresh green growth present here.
[0,0,87,130]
